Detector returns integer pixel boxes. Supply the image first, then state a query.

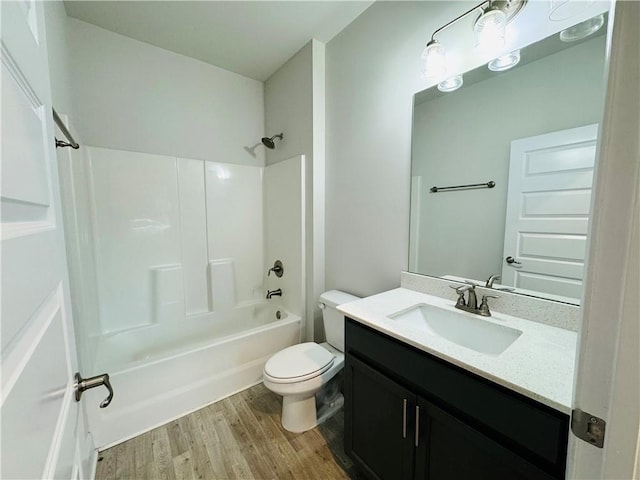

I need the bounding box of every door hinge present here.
[571,408,606,448]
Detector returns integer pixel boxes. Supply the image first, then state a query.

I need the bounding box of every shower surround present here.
[88,148,266,333]
[58,146,305,447]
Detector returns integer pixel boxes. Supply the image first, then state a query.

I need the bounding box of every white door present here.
[568,2,640,478]
[1,1,92,478]
[501,124,598,302]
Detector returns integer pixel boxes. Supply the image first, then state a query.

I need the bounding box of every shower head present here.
[261,133,283,149]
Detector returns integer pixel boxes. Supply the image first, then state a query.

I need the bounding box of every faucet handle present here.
[450,283,473,294]
[449,285,467,307]
[268,260,284,277]
[479,295,500,317]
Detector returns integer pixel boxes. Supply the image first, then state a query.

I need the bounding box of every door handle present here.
[505,256,522,266]
[402,398,407,438]
[74,372,114,408]
[415,405,420,447]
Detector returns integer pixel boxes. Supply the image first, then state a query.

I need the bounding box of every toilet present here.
[262,290,360,433]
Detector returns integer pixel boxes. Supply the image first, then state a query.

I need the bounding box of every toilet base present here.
[317,392,344,425]
[281,394,317,433]
[279,373,343,433]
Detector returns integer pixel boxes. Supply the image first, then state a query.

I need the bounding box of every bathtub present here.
[84,301,301,448]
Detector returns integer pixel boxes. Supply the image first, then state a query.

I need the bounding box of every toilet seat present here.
[264,342,334,384]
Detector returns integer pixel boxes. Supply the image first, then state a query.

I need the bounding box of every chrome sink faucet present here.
[485,273,516,292]
[450,283,498,317]
[461,284,478,309]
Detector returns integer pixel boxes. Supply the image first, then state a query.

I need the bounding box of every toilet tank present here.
[319,290,360,352]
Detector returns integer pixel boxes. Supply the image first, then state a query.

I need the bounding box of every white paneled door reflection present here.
[502,124,598,302]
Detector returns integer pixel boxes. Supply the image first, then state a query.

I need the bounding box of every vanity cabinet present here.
[346,355,415,480]
[344,319,569,480]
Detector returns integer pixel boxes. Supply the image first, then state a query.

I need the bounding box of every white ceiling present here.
[63,1,374,81]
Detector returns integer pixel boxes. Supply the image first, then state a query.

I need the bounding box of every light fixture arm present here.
[430,0,489,42]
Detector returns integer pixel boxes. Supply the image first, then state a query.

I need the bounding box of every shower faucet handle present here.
[268,260,284,278]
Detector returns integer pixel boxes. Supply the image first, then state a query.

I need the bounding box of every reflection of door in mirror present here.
[502,125,597,303]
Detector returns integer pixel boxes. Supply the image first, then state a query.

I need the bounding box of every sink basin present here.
[388,303,522,356]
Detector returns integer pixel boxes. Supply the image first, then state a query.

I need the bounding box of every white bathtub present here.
[84,302,301,448]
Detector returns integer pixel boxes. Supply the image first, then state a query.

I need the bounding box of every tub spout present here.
[266,288,282,299]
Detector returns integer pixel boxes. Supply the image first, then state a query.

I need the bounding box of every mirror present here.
[409,12,609,305]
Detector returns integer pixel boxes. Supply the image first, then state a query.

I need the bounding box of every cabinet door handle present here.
[415,405,420,447]
[402,398,407,438]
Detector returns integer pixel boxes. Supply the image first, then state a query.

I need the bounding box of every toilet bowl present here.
[262,290,359,433]
[263,342,343,432]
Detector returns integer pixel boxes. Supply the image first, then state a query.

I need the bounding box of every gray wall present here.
[67,18,264,166]
[412,36,606,281]
[265,42,313,167]
[325,2,465,296]
[264,40,327,341]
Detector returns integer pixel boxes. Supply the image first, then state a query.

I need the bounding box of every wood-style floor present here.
[95,383,364,480]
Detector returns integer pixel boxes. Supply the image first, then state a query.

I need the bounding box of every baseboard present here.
[97,378,264,451]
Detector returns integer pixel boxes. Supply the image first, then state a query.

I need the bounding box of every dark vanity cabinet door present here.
[345,355,415,480]
[415,398,555,480]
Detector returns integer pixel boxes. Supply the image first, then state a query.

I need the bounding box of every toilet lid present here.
[264,342,335,383]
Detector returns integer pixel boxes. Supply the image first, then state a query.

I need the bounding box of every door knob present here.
[74,372,114,408]
[505,256,522,265]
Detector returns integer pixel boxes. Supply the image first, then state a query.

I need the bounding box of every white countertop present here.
[338,288,577,414]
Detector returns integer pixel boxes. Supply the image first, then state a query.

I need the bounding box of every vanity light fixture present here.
[422,40,447,80]
[421,0,526,81]
[559,13,604,42]
[438,75,464,92]
[488,49,521,71]
[474,4,507,52]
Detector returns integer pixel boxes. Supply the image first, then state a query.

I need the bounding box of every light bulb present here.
[560,14,605,42]
[488,50,521,71]
[474,6,507,54]
[438,75,464,93]
[422,40,446,80]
